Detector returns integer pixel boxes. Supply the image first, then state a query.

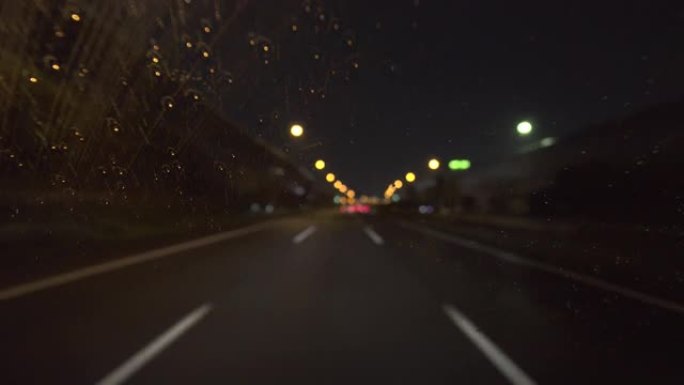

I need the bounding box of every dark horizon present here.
[210,0,684,195]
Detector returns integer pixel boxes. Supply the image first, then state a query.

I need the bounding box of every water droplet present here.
[106,117,121,133]
[185,89,201,102]
[161,96,174,110]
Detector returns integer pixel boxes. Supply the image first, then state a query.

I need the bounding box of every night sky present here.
[220,0,684,195]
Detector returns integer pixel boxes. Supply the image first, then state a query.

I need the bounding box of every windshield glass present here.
[1,1,683,384]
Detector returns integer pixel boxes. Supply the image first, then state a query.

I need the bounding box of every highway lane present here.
[0,216,315,383]
[368,216,683,384]
[128,215,502,384]
[1,212,682,384]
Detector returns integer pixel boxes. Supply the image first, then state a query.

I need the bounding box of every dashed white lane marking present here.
[0,222,274,301]
[292,225,317,244]
[96,303,212,385]
[402,221,684,315]
[443,304,537,385]
[363,226,384,245]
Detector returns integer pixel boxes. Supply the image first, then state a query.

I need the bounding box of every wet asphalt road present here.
[1,211,682,384]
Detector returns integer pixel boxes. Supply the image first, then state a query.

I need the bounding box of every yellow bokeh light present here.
[428,158,440,170]
[405,172,416,183]
[394,180,403,189]
[339,185,348,193]
[347,190,355,199]
[51,63,61,71]
[384,184,396,199]
[314,159,325,170]
[28,76,38,83]
[333,180,342,189]
[289,124,303,137]
[70,13,81,22]
[325,173,335,182]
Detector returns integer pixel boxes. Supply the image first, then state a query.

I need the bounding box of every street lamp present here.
[516,121,533,136]
[289,124,304,137]
[428,158,440,170]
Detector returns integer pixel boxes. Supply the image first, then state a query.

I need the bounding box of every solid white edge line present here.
[292,225,317,244]
[363,226,384,245]
[402,221,684,315]
[96,303,212,385]
[0,221,274,301]
[443,304,537,385]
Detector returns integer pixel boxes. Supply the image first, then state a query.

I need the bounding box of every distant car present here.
[339,204,371,214]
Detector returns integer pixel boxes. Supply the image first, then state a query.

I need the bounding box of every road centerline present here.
[443,304,537,385]
[96,303,213,385]
[292,225,317,244]
[363,226,384,245]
